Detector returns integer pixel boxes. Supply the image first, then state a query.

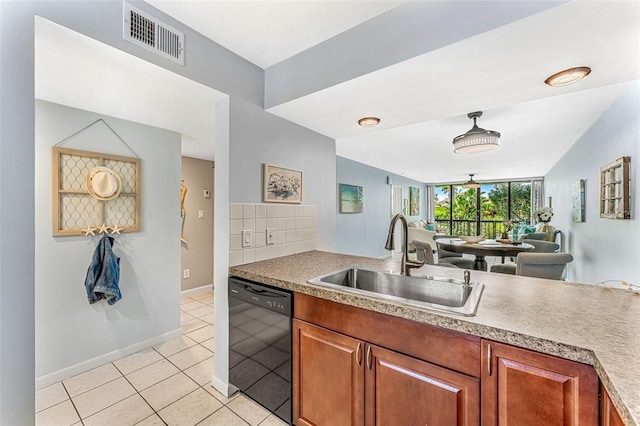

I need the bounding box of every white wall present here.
[229,204,318,266]
[545,82,639,285]
[35,100,182,385]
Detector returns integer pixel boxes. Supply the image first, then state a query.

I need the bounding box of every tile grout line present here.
[36,293,262,426]
[61,379,85,426]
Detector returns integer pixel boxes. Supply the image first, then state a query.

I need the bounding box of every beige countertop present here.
[229,250,640,425]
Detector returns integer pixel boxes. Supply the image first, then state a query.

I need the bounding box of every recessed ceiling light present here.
[545,66,591,87]
[358,117,380,128]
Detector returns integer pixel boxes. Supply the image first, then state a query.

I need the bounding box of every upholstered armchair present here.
[516,253,573,280]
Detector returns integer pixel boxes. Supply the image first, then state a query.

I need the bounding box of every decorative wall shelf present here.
[52,147,141,236]
[599,156,630,220]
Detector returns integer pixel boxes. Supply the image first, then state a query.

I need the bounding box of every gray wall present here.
[545,82,639,285]
[181,157,215,291]
[0,1,336,422]
[335,156,426,258]
[35,100,182,385]
[229,98,336,250]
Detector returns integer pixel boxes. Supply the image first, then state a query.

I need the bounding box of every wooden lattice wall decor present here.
[52,147,141,236]
[599,156,630,220]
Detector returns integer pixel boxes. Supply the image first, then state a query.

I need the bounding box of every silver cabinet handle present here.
[366,345,372,370]
[487,343,492,376]
[356,342,362,366]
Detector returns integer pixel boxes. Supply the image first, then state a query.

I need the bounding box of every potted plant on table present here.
[501,220,512,240]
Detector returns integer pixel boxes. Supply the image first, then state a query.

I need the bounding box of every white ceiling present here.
[36,0,640,183]
[151,0,639,184]
[35,17,225,161]
[148,0,406,69]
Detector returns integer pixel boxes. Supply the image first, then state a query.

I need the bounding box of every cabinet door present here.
[601,384,625,426]
[366,344,480,426]
[293,320,364,426]
[481,340,598,426]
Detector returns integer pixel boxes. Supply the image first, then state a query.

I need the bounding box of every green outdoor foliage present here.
[434,182,531,237]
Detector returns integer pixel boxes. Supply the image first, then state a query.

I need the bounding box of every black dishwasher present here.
[228,277,292,424]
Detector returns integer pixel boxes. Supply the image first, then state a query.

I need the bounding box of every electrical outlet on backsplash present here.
[229,203,317,266]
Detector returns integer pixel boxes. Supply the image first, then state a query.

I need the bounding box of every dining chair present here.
[490,239,560,275]
[516,253,574,280]
[522,239,559,252]
[435,241,474,269]
[412,240,458,268]
[520,232,548,241]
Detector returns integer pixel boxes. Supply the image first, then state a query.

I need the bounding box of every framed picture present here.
[339,184,363,213]
[572,179,585,222]
[263,164,302,204]
[409,186,420,216]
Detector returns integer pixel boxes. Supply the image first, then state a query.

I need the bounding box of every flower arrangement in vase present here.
[533,206,553,225]
[533,206,554,240]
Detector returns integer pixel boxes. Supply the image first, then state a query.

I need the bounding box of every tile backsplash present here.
[229,203,317,266]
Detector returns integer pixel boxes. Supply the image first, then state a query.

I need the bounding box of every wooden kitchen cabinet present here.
[293,319,364,426]
[365,343,479,426]
[481,340,599,425]
[293,319,480,426]
[601,384,625,426]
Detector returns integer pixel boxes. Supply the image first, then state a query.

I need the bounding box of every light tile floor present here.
[35,290,287,426]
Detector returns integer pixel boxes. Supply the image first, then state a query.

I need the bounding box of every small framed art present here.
[263,164,302,204]
[339,184,363,213]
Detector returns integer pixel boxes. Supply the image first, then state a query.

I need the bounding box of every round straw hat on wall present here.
[86,166,122,201]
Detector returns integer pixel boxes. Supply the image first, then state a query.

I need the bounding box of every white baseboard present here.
[181,283,213,297]
[211,374,237,398]
[36,328,182,390]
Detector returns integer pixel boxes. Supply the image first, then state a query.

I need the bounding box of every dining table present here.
[436,238,534,271]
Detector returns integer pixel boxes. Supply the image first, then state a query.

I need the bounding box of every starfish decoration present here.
[83,225,96,236]
[97,223,110,234]
[110,224,123,235]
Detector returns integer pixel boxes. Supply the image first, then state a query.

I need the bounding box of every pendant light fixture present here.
[452,111,501,153]
[462,174,481,189]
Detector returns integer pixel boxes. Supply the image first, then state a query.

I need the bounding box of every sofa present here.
[407,220,440,251]
[508,223,557,242]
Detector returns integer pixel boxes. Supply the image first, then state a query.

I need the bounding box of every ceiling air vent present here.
[123,2,184,65]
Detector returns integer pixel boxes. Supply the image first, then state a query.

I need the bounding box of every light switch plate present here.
[266,228,275,245]
[242,229,253,247]
[198,210,204,219]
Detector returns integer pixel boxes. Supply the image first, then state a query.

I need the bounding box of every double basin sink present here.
[308,268,484,316]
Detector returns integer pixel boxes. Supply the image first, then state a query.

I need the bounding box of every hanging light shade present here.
[463,174,481,189]
[452,111,501,153]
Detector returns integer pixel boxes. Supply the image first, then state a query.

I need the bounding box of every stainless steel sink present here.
[308,268,483,316]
